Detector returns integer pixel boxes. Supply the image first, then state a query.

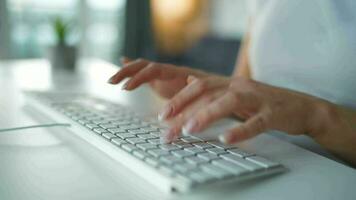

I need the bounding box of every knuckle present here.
[195,79,208,92]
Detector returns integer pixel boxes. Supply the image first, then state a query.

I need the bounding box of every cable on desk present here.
[0,123,71,133]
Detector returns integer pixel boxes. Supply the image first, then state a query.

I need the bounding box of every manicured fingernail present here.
[187,75,197,84]
[182,128,191,136]
[122,81,129,90]
[219,133,228,144]
[160,128,176,144]
[220,132,238,144]
[107,76,115,84]
[182,119,198,135]
[158,105,172,121]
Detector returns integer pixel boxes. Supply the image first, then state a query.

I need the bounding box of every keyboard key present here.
[150,131,162,136]
[200,164,232,178]
[111,138,127,146]
[141,127,158,132]
[91,119,110,124]
[246,156,281,168]
[116,132,137,139]
[206,148,227,155]
[220,154,262,171]
[137,143,158,151]
[159,144,181,151]
[147,138,161,144]
[227,148,253,158]
[85,123,99,129]
[128,129,149,135]
[207,141,237,150]
[181,137,202,143]
[120,124,147,130]
[107,128,127,134]
[160,155,184,165]
[126,137,147,144]
[121,144,138,152]
[185,156,208,165]
[93,128,108,135]
[148,149,170,157]
[138,134,159,140]
[188,171,216,183]
[145,157,159,167]
[212,159,248,175]
[102,132,117,140]
[132,149,152,160]
[197,152,219,161]
[99,123,118,129]
[172,141,193,148]
[184,147,206,154]
[172,150,195,158]
[193,142,214,149]
[173,163,197,173]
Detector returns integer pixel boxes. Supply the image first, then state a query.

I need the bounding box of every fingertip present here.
[107,76,115,84]
[221,130,240,144]
[161,127,179,144]
[187,75,197,84]
[120,56,131,64]
[218,133,228,144]
[182,126,191,136]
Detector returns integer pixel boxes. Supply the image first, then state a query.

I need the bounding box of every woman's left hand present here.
[161,75,325,144]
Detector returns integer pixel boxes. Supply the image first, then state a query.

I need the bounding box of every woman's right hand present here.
[108,57,210,99]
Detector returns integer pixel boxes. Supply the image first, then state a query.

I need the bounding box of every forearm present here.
[310,100,356,166]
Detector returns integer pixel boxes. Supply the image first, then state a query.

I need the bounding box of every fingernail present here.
[107,76,115,84]
[160,128,176,144]
[182,119,198,135]
[219,133,228,144]
[122,81,129,90]
[187,75,197,84]
[220,131,238,144]
[182,127,191,136]
[158,105,172,121]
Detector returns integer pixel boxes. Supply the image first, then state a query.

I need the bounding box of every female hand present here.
[108,57,210,98]
[161,75,327,144]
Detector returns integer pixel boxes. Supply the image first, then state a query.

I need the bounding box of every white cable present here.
[0,123,71,133]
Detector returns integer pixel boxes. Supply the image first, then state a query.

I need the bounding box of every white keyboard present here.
[24,91,286,193]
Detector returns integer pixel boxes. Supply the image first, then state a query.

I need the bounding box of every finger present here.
[182,91,237,134]
[159,77,227,120]
[161,113,185,144]
[124,63,182,90]
[219,112,270,144]
[108,59,149,84]
[120,56,131,65]
[162,91,223,142]
[187,75,197,84]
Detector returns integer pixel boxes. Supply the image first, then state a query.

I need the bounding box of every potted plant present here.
[48,17,77,70]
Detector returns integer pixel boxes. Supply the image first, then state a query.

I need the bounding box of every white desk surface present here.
[0,59,355,200]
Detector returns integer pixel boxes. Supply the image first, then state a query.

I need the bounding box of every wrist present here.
[307,98,339,141]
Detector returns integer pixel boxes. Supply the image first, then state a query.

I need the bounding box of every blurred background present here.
[0,0,249,75]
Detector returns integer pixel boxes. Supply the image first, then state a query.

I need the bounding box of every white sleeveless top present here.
[247,0,356,163]
[248,0,356,109]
